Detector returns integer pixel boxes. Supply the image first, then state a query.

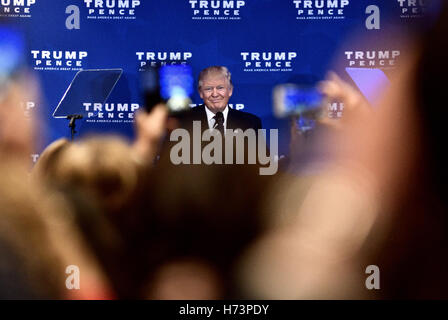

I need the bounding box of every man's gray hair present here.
[198,66,233,89]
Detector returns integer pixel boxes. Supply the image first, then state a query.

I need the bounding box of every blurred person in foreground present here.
[0,162,115,299]
[237,5,448,299]
[0,60,113,299]
[133,161,273,299]
[31,104,168,299]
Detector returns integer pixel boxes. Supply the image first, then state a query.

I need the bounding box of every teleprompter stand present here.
[52,69,123,140]
[67,114,83,141]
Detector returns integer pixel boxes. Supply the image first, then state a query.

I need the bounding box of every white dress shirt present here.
[204,105,229,131]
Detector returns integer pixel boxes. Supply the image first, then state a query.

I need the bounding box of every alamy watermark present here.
[365,265,380,290]
[169,121,279,175]
[65,265,80,290]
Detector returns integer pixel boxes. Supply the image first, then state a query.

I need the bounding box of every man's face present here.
[199,73,233,113]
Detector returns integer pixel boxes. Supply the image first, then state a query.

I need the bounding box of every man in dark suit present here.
[180,66,262,133]
[175,66,263,165]
[159,66,269,167]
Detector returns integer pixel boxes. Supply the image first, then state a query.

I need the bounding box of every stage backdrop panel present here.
[1,0,439,158]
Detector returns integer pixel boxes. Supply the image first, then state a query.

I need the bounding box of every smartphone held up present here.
[141,64,194,113]
[273,84,325,119]
[273,84,326,133]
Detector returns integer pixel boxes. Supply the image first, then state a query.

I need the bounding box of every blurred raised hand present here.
[317,71,372,129]
[132,103,168,164]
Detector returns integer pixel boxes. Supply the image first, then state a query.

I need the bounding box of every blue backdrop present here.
[1,0,439,158]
